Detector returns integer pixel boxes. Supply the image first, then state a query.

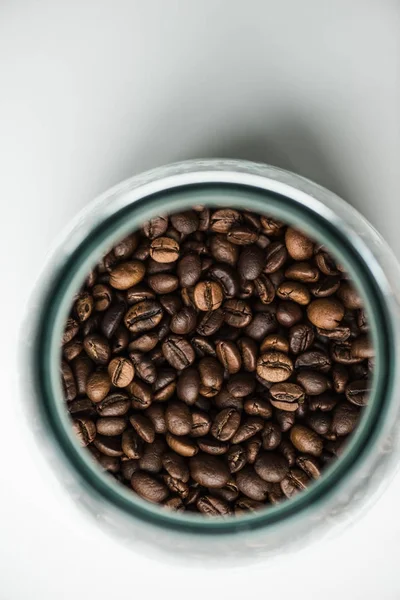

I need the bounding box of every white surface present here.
[1,1,400,598]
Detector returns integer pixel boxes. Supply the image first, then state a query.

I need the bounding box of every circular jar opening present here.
[32,177,394,536]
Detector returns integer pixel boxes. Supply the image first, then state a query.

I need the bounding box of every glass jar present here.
[26,159,400,563]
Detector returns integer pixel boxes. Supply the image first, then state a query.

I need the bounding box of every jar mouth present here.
[32,172,395,535]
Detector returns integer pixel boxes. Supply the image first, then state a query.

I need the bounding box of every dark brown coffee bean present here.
[351,335,374,359]
[307,298,345,330]
[128,352,156,384]
[191,335,216,358]
[63,339,83,362]
[170,306,197,335]
[210,234,239,266]
[308,393,337,412]
[94,435,123,457]
[285,228,314,260]
[277,280,311,306]
[124,300,163,334]
[138,438,166,473]
[120,459,139,480]
[208,263,239,298]
[126,379,151,410]
[68,397,95,417]
[235,497,264,514]
[106,357,134,387]
[214,389,244,411]
[150,237,180,263]
[260,216,284,236]
[278,440,296,466]
[162,451,190,483]
[196,309,224,337]
[244,397,273,419]
[165,401,192,436]
[83,334,111,365]
[145,403,166,433]
[345,379,370,406]
[331,341,364,365]
[245,311,278,342]
[296,455,321,479]
[331,401,360,436]
[226,372,256,397]
[238,244,265,280]
[227,225,258,245]
[62,318,79,344]
[337,282,363,310]
[147,274,179,295]
[166,433,198,457]
[232,417,264,444]
[72,417,96,446]
[290,425,323,456]
[197,495,232,516]
[92,284,112,311]
[96,417,127,436]
[162,335,195,370]
[288,324,314,354]
[276,301,303,327]
[227,445,247,473]
[170,210,199,234]
[306,411,332,436]
[280,468,309,498]
[237,337,257,372]
[74,292,94,322]
[223,299,252,328]
[257,352,293,383]
[211,480,239,503]
[215,340,241,374]
[275,409,295,432]
[176,254,201,289]
[264,242,287,273]
[295,350,331,372]
[176,367,200,405]
[197,437,229,454]
[126,285,155,306]
[152,369,176,402]
[260,333,289,354]
[190,453,230,488]
[97,393,130,416]
[254,452,289,483]
[72,356,93,396]
[191,411,212,438]
[236,466,270,501]
[211,409,241,441]
[261,422,282,450]
[131,471,168,503]
[296,370,329,396]
[61,361,77,402]
[113,234,138,259]
[129,414,155,443]
[129,332,159,354]
[198,357,224,397]
[193,280,224,311]
[210,209,242,233]
[269,383,305,411]
[284,262,319,283]
[133,240,150,260]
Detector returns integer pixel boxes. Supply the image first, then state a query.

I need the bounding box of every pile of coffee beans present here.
[61,207,373,516]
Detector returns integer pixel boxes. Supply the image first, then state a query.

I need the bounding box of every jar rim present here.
[31,161,396,536]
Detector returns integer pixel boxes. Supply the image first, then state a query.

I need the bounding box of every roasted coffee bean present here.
[276,301,303,327]
[232,417,264,444]
[162,335,195,370]
[236,466,270,501]
[190,453,230,488]
[237,337,257,372]
[97,393,130,417]
[238,244,265,280]
[244,397,273,419]
[275,409,296,432]
[290,425,323,456]
[197,309,224,337]
[96,417,127,436]
[269,383,305,411]
[131,471,168,503]
[208,263,239,298]
[63,205,372,514]
[257,352,293,383]
[261,422,282,450]
[210,234,239,266]
[345,379,370,406]
[264,242,287,273]
[194,281,224,311]
[150,237,180,263]
[307,298,345,330]
[285,228,313,260]
[189,411,210,438]
[129,414,155,443]
[280,468,309,498]
[165,401,192,436]
[245,310,277,340]
[210,209,242,233]
[255,452,289,483]
[211,409,241,441]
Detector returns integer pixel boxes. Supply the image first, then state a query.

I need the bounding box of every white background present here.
[1,1,400,598]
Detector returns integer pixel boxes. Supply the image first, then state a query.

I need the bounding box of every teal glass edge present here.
[33,183,393,536]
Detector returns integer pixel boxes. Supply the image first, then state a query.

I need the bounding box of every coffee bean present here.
[278,440,296,466]
[198,357,224,396]
[296,455,321,479]
[295,350,331,372]
[257,352,293,383]
[276,301,303,327]
[290,425,323,456]
[96,417,127,436]
[260,334,289,354]
[83,334,110,365]
[210,209,242,233]
[285,262,320,283]
[261,423,282,450]
[131,471,168,503]
[227,445,247,473]
[150,237,180,263]
[165,401,192,436]
[345,379,370,406]
[307,298,345,330]
[62,318,79,344]
[107,357,134,388]
[260,216,284,236]
[94,435,123,457]
[211,409,241,441]
[275,409,295,432]
[97,393,130,416]
[238,244,265,281]
[296,370,329,395]
[232,417,264,444]
[138,438,166,473]
[236,466,270,501]
[264,242,287,273]
[145,404,166,434]
[197,495,232,516]
[170,210,199,234]
[147,273,179,295]
[74,292,94,322]
[109,261,146,290]
[254,452,289,483]
[129,414,155,443]
[235,497,264,514]
[306,411,332,436]
[190,453,230,488]
[243,397,273,419]
[285,228,314,260]
[277,281,310,305]
[237,337,257,372]
[351,335,374,359]
[208,263,239,298]
[194,280,224,311]
[289,324,314,354]
[162,335,195,370]
[214,389,243,411]
[166,433,198,457]
[197,437,229,455]
[124,300,163,334]
[72,417,96,446]
[170,306,197,335]
[191,411,212,438]
[269,383,305,411]
[223,299,252,328]
[280,468,309,498]
[61,361,77,402]
[210,234,239,265]
[197,309,224,337]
